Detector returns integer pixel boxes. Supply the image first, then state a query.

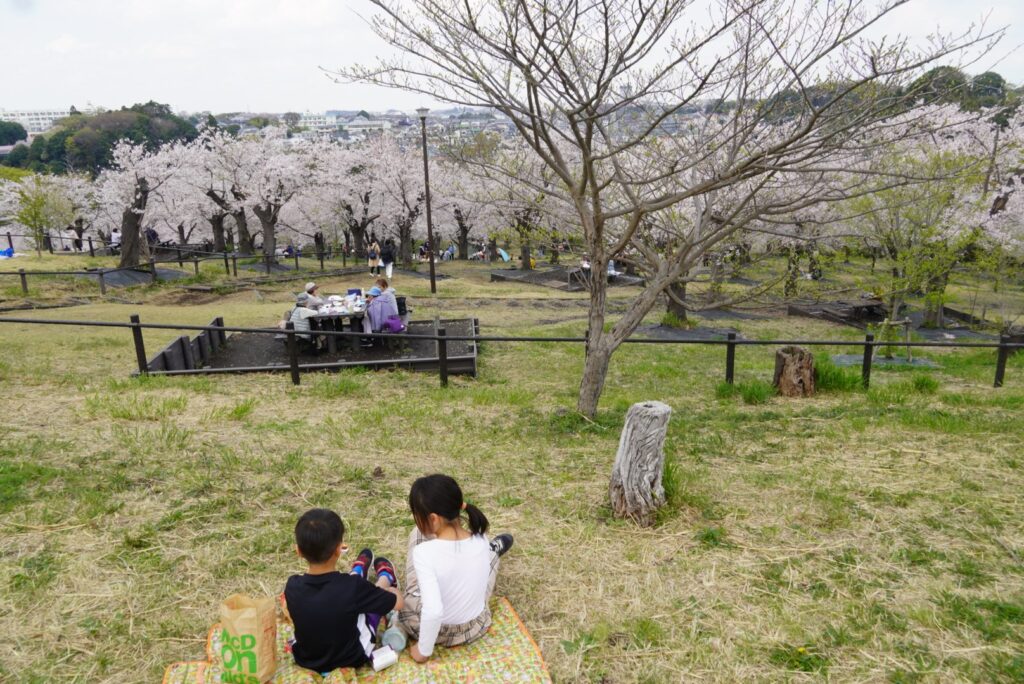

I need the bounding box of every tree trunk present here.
[609,401,672,527]
[520,241,532,270]
[351,224,367,258]
[209,213,227,252]
[577,255,683,418]
[784,247,799,298]
[487,237,498,262]
[923,272,949,328]
[234,209,254,255]
[923,302,944,328]
[399,222,414,269]
[118,178,149,268]
[253,204,278,264]
[773,346,815,397]
[578,276,611,417]
[454,207,471,259]
[666,281,688,323]
[577,343,613,419]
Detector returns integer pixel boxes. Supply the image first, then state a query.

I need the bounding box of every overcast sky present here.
[2,0,1022,115]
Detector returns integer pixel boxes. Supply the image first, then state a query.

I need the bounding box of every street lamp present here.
[416,107,437,294]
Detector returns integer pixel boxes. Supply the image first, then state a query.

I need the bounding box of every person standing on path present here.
[368,238,382,275]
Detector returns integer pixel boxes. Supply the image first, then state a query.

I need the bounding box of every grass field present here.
[1,258,1023,682]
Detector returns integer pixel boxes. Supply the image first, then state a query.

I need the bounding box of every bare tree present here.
[340,0,998,417]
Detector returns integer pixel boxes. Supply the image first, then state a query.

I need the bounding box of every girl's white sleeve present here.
[412,546,444,657]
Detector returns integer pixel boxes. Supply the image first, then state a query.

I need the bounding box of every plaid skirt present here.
[397,528,499,647]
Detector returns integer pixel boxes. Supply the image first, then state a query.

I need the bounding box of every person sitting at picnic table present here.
[304,281,324,309]
[364,285,399,333]
[580,254,591,270]
[607,259,623,277]
[288,292,322,352]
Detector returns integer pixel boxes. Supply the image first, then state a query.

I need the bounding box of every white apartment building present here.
[0,108,71,134]
[340,117,392,135]
[299,112,339,130]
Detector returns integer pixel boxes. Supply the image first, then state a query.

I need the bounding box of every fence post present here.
[192,257,200,275]
[88,236,95,257]
[5,232,12,251]
[223,251,230,275]
[861,333,874,389]
[18,268,28,295]
[342,249,347,268]
[318,251,324,271]
[293,252,300,271]
[437,327,449,387]
[209,317,222,353]
[130,314,148,375]
[285,322,301,386]
[98,270,106,295]
[994,335,1010,388]
[724,332,737,384]
[176,246,183,267]
[149,257,158,283]
[231,254,238,277]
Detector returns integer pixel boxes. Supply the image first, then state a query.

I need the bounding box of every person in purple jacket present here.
[365,285,399,332]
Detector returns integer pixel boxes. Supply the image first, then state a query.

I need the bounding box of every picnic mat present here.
[163,597,551,683]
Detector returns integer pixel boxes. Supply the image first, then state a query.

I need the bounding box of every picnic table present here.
[310,305,370,353]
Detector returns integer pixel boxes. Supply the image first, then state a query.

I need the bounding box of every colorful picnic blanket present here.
[163,597,551,684]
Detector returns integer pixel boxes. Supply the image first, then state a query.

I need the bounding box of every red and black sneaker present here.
[351,548,373,580]
[373,556,398,588]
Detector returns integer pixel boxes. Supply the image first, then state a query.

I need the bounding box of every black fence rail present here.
[0,315,1020,390]
[0,245,356,295]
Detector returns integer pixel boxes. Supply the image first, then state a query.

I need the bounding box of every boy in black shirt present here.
[285,509,403,673]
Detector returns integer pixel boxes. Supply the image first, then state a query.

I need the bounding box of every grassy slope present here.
[0,261,1022,683]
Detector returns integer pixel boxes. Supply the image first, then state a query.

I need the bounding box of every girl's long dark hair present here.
[409,474,489,536]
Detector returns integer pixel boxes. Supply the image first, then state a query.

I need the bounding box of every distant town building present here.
[339,113,393,137]
[0,108,71,134]
[299,112,340,130]
[0,104,101,134]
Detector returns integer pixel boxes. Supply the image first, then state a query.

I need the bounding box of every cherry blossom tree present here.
[848,106,1016,328]
[192,129,259,254]
[244,128,322,262]
[94,141,184,267]
[316,142,384,257]
[343,0,1000,416]
[370,135,426,268]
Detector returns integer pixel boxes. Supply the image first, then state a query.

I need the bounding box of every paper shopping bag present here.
[219,593,277,683]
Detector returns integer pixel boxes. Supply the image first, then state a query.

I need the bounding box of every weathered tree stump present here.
[773,345,815,397]
[609,401,672,526]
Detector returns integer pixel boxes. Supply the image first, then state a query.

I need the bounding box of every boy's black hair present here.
[409,474,489,536]
[295,508,344,564]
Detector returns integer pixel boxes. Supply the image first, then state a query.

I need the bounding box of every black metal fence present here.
[0,314,1019,390]
[0,237,353,295]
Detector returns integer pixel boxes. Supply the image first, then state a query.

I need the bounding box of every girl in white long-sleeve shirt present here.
[398,474,514,664]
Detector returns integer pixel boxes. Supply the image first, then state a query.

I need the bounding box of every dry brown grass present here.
[0,260,1022,683]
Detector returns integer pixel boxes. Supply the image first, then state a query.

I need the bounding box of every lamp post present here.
[416,106,437,294]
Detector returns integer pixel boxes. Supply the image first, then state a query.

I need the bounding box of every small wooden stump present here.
[773,345,815,397]
[609,401,672,527]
